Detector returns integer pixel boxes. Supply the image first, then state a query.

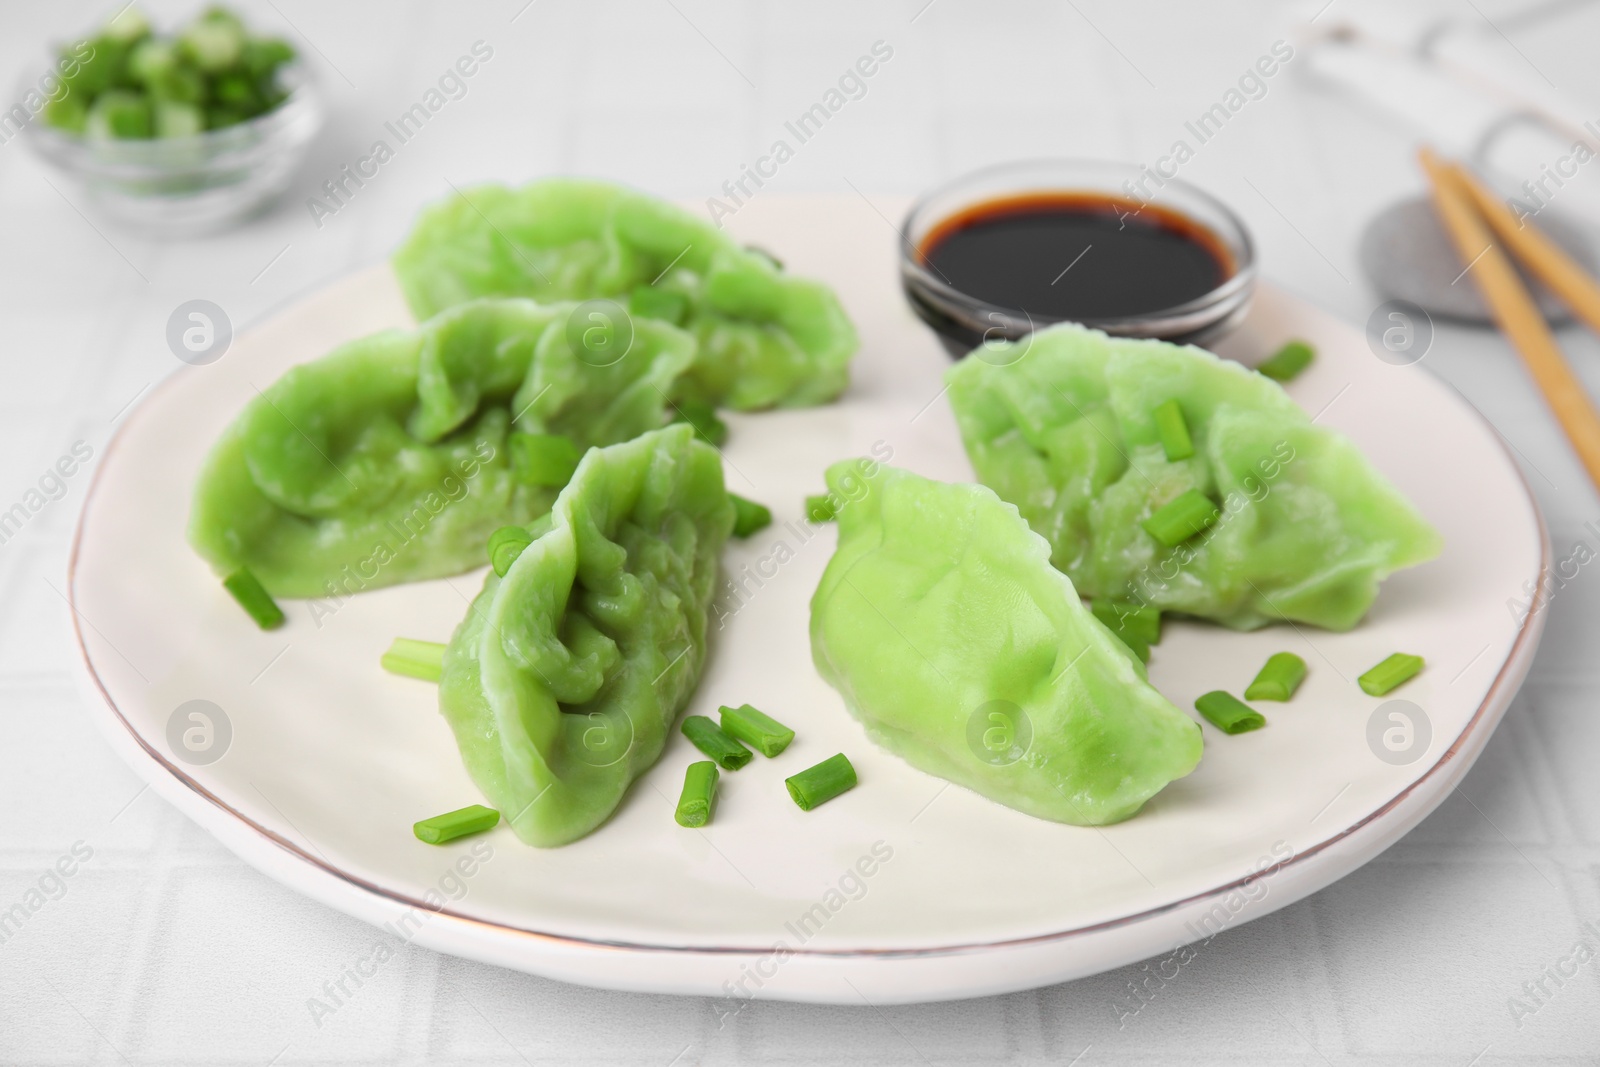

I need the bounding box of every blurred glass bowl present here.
[19,63,323,236]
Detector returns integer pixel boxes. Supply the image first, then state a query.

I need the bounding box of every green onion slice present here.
[1091,599,1161,646]
[510,432,581,487]
[413,804,499,844]
[1152,399,1195,461]
[1244,652,1307,701]
[674,760,719,827]
[671,401,728,447]
[1257,340,1315,382]
[1358,653,1423,696]
[223,567,284,630]
[1104,627,1150,663]
[718,703,794,757]
[488,525,535,577]
[382,638,447,683]
[806,494,837,523]
[680,715,752,770]
[1194,690,1266,735]
[1141,489,1220,547]
[729,493,772,538]
[786,753,857,811]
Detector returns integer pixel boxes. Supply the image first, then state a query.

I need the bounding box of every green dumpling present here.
[810,460,1202,826]
[189,298,694,598]
[391,177,857,411]
[945,325,1442,631]
[438,425,734,847]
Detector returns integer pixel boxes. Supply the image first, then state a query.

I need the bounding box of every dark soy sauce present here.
[919,192,1234,321]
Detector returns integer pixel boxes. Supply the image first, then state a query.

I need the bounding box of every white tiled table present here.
[2,1,1599,1062]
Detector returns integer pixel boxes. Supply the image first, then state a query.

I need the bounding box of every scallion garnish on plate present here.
[806,494,837,522]
[1194,691,1265,735]
[222,567,284,630]
[413,804,499,844]
[1257,340,1314,382]
[674,761,719,827]
[382,638,447,683]
[681,715,753,770]
[1244,652,1307,702]
[729,494,772,538]
[785,753,857,811]
[718,703,794,757]
[1141,489,1220,547]
[488,525,535,577]
[1358,653,1424,696]
[1153,399,1195,461]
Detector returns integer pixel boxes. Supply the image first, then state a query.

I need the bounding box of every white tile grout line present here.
[96,788,190,1061]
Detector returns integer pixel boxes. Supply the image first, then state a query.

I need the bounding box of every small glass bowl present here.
[19,63,323,237]
[900,159,1256,357]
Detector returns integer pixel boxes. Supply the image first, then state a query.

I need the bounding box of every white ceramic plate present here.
[70,196,1546,1004]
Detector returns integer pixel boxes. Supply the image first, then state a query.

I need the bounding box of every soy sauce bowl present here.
[900,159,1256,357]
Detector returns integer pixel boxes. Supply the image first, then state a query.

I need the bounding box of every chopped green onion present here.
[382,638,447,683]
[223,567,284,630]
[1258,340,1315,382]
[1091,599,1161,646]
[697,416,728,447]
[1104,628,1149,662]
[87,90,153,139]
[1244,652,1307,702]
[729,493,772,538]
[719,703,795,757]
[488,525,535,577]
[43,94,88,134]
[153,100,204,138]
[786,753,857,811]
[671,401,728,446]
[1358,653,1423,696]
[1152,399,1195,461]
[413,804,499,844]
[628,285,690,326]
[674,761,719,827]
[106,6,152,41]
[1194,691,1266,735]
[510,432,581,487]
[242,38,295,78]
[59,3,296,142]
[806,494,837,523]
[680,715,752,770]
[181,17,245,72]
[1141,489,1221,547]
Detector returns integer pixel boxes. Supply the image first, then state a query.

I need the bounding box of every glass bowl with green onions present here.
[16,5,324,236]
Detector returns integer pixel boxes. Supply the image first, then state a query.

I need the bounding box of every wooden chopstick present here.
[1450,161,1600,339]
[1417,146,1600,491]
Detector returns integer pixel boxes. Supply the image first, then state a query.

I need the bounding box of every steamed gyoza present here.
[945,325,1442,630]
[810,460,1202,826]
[189,298,694,598]
[392,177,858,411]
[438,425,734,846]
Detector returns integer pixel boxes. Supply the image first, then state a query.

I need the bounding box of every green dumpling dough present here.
[810,460,1202,826]
[391,177,857,411]
[190,298,694,598]
[438,425,735,847]
[945,324,1442,631]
